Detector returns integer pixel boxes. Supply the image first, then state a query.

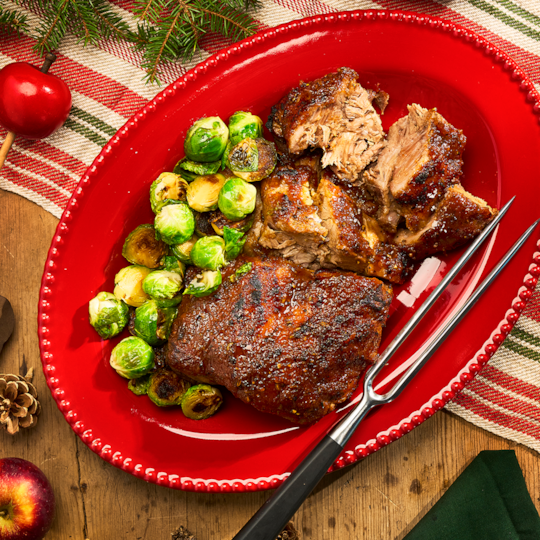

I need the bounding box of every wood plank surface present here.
[1,188,539,540]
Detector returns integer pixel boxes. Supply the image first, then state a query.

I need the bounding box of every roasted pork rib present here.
[166,256,393,424]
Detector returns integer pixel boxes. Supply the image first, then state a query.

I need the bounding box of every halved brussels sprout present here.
[186,173,227,213]
[110,336,154,379]
[184,117,229,162]
[128,373,151,396]
[184,270,222,297]
[218,177,257,221]
[162,255,186,276]
[223,226,247,261]
[88,291,129,339]
[209,210,254,236]
[171,235,198,264]
[181,384,223,420]
[142,269,183,307]
[122,224,169,268]
[229,262,253,283]
[190,236,226,270]
[226,137,277,182]
[228,111,264,146]
[173,157,221,182]
[154,201,195,245]
[147,368,191,407]
[149,172,189,213]
[114,265,152,307]
[133,300,177,346]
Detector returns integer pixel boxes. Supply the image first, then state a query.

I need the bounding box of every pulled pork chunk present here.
[270,67,387,182]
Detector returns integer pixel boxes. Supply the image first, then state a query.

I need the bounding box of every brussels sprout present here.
[223,226,247,260]
[173,157,221,182]
[228,111,264,146]
[154,201,195,245]
[184,270,222,297]
[229,262,253,283]
[209,210,254,236]
[186,173,227,213]
[110,336,154,379]
[162,255,186,276]
[194,211,215,238]
[226,137,277,182]
[218,177,257,221]
[181,384,223,420]
[147,368,191,407]
[184,117,229,162]
[88,291,129,339]
[114,265,152,307]
[190,236,226,270]
[133,300,177,346]
[150,172,189,213]
[122,224,169,268]
[128,373,151,396]
[171,235,198,264]
[142,269,183,307]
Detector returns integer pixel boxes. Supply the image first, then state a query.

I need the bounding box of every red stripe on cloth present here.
[0,33,148,117]
[5,148,79,194]
[375,1,540,84]
[0,128,88,174]
[1,165,71,209]
[273,0,334,17]
[479,364,540,402]
[523,285,540,323]
[452,390,540,440]
[466,377,540,421]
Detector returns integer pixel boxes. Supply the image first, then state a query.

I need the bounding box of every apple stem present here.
[0,131,15,171]
[41,52,57,74]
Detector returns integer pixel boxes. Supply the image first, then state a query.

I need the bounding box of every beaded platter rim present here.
[39,9,540,492]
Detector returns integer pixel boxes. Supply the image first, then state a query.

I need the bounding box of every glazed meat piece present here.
[395,184,498,259]
[166,256,393,424]
[364,104,467,232]
[270,67,387,181]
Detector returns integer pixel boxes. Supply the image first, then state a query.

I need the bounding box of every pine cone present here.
[0,370,41,435]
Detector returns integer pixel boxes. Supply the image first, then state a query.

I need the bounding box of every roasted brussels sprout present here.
[142,269,183,307]
[147,368,191,407]
[114,265,152,307]
[154,201,195,245]
[128,373,151,396]
[184,117,229,162]
[173,157,221,182]
[122,224,168,268]
[181,384,223,420]
[133,300,177,345]
[208,210,254,236]
[184,270,222,297]
[186,173,227,213]
[218,177,257,221]
[223,226,247,261]
[190,236,226,270]
[110,336,154,379]
[226,137,277,182]
[88,291,129,339]
[171,235,198,264]
[194,211,216,237]
[149,172,189,213]
[228,111,264,146]
[229,262,253,283]
[162,254,186,276]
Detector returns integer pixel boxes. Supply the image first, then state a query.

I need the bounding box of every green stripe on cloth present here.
[510,326,540,349]
[494,0,540,28]
[503,337,540,364]
[69,106,118,137]
[63,117,109,148]
[468,0,540,42]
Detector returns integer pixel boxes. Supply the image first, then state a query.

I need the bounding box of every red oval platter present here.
[39,10,540,492]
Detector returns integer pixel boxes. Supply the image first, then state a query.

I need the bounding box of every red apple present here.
[0,458,55,539]
[0,59,72,140]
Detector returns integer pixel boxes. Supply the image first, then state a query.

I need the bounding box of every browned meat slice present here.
[270,67,386,181]
[394,184,498,259]
[166,256,393,425]
[364,104,467,232]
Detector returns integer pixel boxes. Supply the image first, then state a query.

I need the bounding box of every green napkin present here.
[404,450,540,540]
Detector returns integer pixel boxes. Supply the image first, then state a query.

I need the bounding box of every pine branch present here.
[0,5,28,35]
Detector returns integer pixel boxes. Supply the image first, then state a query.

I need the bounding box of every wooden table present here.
[1,188,539,540]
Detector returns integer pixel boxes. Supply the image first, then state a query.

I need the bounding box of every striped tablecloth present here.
[1,0,539,452]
